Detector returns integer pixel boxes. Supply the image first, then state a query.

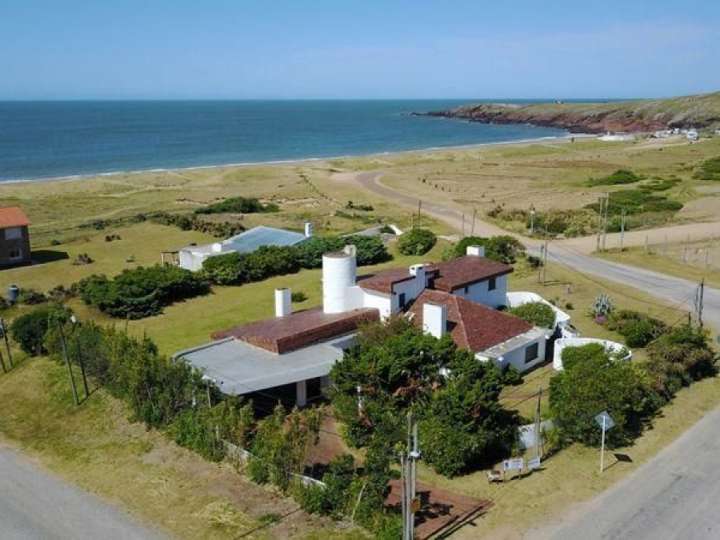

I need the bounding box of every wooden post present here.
[1,319,13,368]
[58,322,79,406]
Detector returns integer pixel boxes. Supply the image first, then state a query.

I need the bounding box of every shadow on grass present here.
[31,250,70,264]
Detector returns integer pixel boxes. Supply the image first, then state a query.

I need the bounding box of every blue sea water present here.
[0,100,568,182]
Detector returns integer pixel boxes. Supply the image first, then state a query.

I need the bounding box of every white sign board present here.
[503,458,524,471]
[594,411,615,431]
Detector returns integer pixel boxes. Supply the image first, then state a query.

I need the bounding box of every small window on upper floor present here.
[488,277,497,291]
[5,227,22,240]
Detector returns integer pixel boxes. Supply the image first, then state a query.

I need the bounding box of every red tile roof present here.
[428,256,512,292]
[212,307,379,354]
[407,290,533,352]
[358,266,440,295]
[0,207,30,229]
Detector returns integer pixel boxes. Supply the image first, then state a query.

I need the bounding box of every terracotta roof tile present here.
[428,256,512,292]
[212,307,379,354]
[0,207,30,228]
[407,290,533,352]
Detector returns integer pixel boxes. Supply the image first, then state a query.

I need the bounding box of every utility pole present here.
[0,348,6,374]
[542,239,549,284]
[471,209,476,236]
[0,319,13,369]
[601,194,609,252]
[400,411,420,540]
[58,321,79,406]
[619,209,626,251]
[534,387,543,459]
[698,279,705,329]
[417,200,422,226]
[461,213,466,237]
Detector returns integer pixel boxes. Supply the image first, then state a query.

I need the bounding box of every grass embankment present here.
[598,241,720,290]
[0,356,367,540]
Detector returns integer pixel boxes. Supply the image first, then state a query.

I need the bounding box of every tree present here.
[509,302,555,329]
[450,235,525,263]
[397,228,437,256]
[331,318,515,476]
[549,344,659,446]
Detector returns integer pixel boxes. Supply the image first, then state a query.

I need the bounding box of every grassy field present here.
[0,356,367,540]
[599,239,720,289]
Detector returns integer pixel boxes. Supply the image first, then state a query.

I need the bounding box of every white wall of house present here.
[451,274,508,308]
[391,273,426,312]
[477,334,547,373]
[179,250,209,272]
[358,288,392,319]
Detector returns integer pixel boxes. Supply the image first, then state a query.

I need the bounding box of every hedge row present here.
[77,265,210,319]
[201,235,390,286]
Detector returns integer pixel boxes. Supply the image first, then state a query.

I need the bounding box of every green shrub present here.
[201,252,247,285]
[645,324,718,399]
[17,288,47,305]
[77,265,209,319]
[550,344,660,446]
[450,235,525,263]
[587,169,642,186]
[291,291,307,303]
[607,310,667,348]
[195,196,279,214]
[294,235,390,269]
[509,302,555,328]
[397,228,437,256]
[150,211,245,238]
[694,156,720,181]
[10,304,70,355]
[584,189,683,216]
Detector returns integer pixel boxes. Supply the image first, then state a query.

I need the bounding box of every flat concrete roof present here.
[482,327,548,358]
[174,334,356,395]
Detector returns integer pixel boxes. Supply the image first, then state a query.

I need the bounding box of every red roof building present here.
[0,207,31,267]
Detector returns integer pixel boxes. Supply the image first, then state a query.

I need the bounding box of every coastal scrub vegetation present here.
[606,309,667,348]
[397,228,437,256]
[509,301,556,329]
[330,318,518,477]
[587,169,642,186]
[693,156,720,181]
[77,265,210,319]
[194,196,279,215]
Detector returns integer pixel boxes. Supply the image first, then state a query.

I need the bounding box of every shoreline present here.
[0,132,595,186]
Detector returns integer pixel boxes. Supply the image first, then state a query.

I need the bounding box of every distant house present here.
[0,207,31,267]
[178,223,314,272]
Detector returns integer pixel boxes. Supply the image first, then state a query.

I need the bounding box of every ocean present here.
[0,100,567,182]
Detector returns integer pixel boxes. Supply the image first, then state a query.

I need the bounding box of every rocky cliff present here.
[418,92,720,134]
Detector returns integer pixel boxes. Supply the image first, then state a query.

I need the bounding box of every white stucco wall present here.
[451,274,508,308]
[359,288,393,319]
[179,250,209,272]
[477,333,547,373]
[391,274,426,312]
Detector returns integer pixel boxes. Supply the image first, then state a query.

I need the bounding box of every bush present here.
[397,228,437,256]
[150,211,245,238]
[77,265,209,319]
[591,293,614,322]
[291,291,307,303]
[10,304,70,355]
[584,189,683,216]
[450,235,525,263]
[17,288,47,305]
[645,324,718,399]
[550,344,660,446]
[509,302,555,328]
[607,310,667,347]
[694,156,720,181]
[587,169,642,186]
[195,196,279,214]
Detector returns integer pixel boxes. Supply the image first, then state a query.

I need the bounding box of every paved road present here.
[0,446,165,540]
[355,171,720,332]
[528,405,720,540]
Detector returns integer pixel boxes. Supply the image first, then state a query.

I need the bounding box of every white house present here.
[175,244,552,407]
[179,223,314,272]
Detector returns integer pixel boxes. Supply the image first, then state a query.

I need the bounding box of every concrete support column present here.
[296,380,307,407]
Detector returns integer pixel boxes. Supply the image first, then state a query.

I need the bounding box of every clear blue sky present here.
[2,0,719,100]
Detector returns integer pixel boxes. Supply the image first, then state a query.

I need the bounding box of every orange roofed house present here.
[0,207,31,267]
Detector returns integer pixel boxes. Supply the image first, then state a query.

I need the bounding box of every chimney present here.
[466,245,485,257]
[211,242,224,253]
[343,244,357,258]
[322,248,357,314]
[275,288,292,317]
[304,222,314,238]
[423,302,447,339]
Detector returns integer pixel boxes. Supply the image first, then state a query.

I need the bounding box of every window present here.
[398,293,406,309]
[8,248,22,260]
[488,277,497,291]
[524,343,539,364]
[5,227,22,240]
[427,277,435,289]
[463,286,469,294]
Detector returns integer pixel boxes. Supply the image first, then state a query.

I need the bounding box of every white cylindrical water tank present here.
[322,251,357,314]
[304,222,314,238]
[275,288,292,318]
